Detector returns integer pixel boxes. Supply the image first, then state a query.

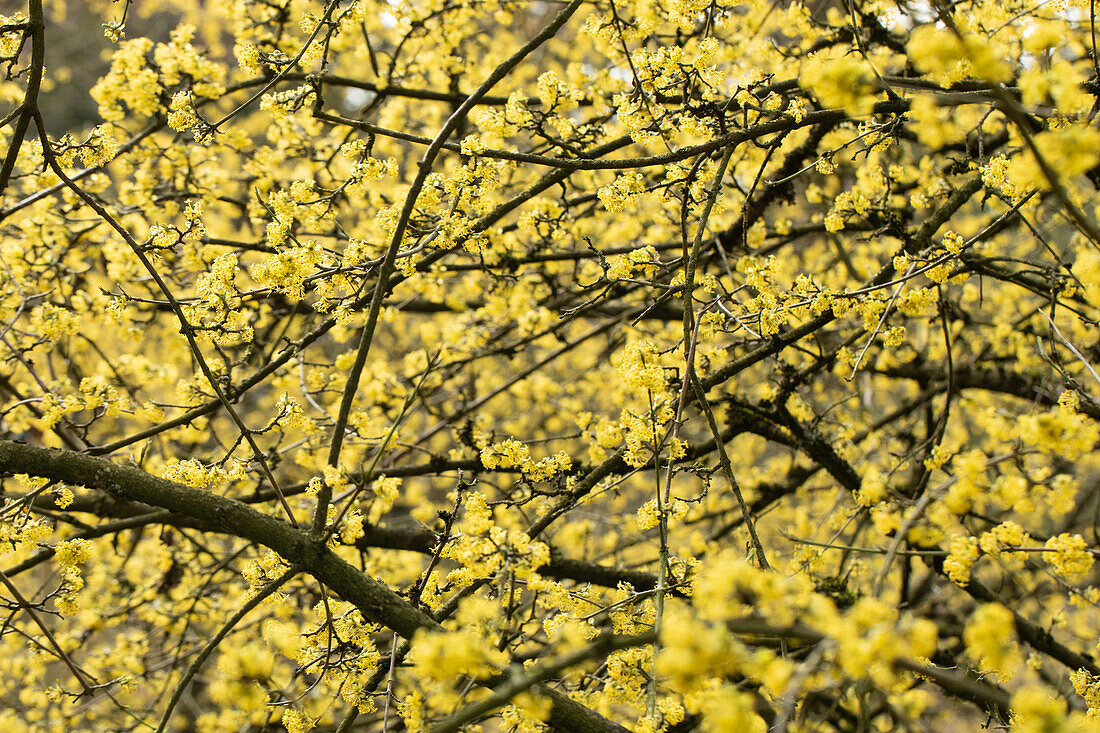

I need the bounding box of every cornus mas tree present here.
[1,0,1100,730]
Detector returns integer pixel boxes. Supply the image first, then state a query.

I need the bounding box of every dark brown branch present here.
[0,0,43,198]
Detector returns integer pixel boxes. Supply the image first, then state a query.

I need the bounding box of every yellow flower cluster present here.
[897,286,937,317]
[207,638,278,727]
[536,70,583,111]
[823,162,887,232]
[161,458,243,490]
[1008,124,1100,192]
[233,41,261,76]
[907,24,1011,85]
[944,535,980,585]
[1043,533,1094,581]
[978,521,1032,570]
[800,52,878,117]
[154,25,226,97]
[251,242,323,301]
[857,467,887,507]
[1070,668,1100,717]
[622,406,678,468]
[241,550,288,596]
[185,253,255,345]
[259,85,315,121]
[630,38,720,98]
[293,600,381,712]
[636,496,687,531]
[479,438,571,482]
[92,25,225,124]
[1018,403,1098,460]
[1020,58,1092,116]
[364,475,401,524]
[576,411,625,462]
[280,708,315,733]
[1011,686,1071,733]
[662,550,937,725]
[166,91,198,133]
[54,539,91,616]
[79,374,128,417]
[598,172,646,213]
[980,154,1027,201]
[0,516,51,557]
[606,245,660,281]
[964,603,1021,680]
[412,623,507,682]
[58,125,119,169]
[411,597,507,697]
[0,14,25,59]
[30,303,79,340]
[37,374,130,429]
[618,340,666,393]
[441,492,550,586]
[91,38,161,121]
